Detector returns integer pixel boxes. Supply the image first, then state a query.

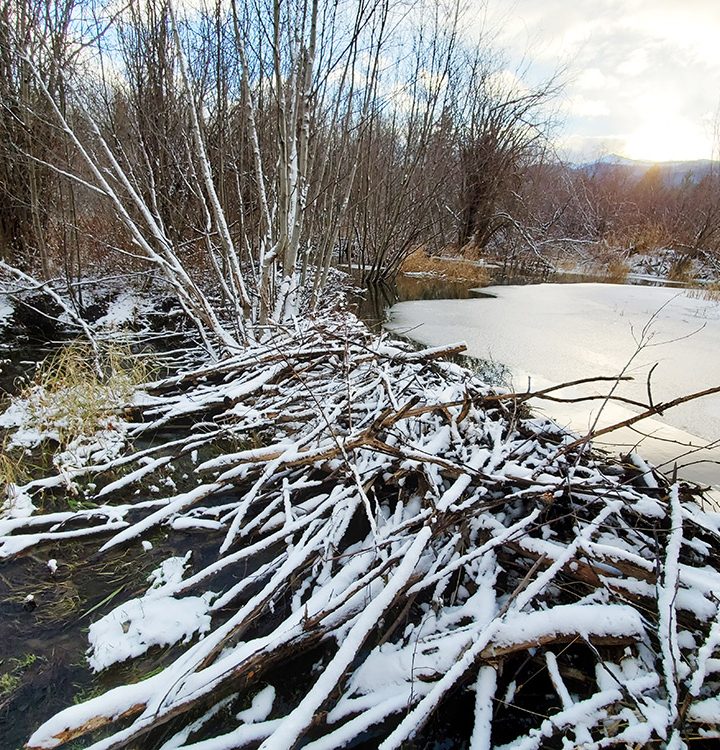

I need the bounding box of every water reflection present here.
[354,275,511,387]
[356,275,481,328]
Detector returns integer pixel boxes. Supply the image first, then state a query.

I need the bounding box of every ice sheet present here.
[388,283,720,486]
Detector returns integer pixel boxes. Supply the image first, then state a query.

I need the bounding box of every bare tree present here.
[0,0,78,277]
[349,0,463,282]
[2,0,569,341]
[455,53,561,253]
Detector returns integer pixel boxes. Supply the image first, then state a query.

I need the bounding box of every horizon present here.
[573,152,719,167]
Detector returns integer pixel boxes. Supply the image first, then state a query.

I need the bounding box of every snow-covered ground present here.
[388,283,720,486]
[92,291,153,330]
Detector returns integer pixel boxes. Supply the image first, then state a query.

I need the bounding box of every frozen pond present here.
[388,282,720,487]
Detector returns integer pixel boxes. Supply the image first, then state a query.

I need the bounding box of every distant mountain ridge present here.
[578,154,718,186]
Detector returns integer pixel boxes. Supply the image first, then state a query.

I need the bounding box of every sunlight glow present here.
[621,112,713,163]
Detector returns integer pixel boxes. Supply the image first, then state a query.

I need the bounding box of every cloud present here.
[474,0,720,161]
[566,95,611,118]
[576,68,610,91]
[616,48,650,78]
[486,68,529,97]
[556,133,627,162]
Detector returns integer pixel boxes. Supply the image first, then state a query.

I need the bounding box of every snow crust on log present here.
[88,593,213,672]
[0,292,12,329]
[88,554,214,671]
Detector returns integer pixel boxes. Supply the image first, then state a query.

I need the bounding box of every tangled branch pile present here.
[2,313,720,749]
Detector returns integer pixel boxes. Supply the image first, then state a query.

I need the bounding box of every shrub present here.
[686,281,720,303]
[667,256,695,283]
[604,257,630,283]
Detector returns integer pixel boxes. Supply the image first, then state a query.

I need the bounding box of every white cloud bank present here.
[474,0,720,162]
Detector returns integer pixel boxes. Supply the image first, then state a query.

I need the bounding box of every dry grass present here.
[686,281,720,303]
[667,257,696,284]
[604,257,630,283]
[0,441,27,489]
[400,248,490,284]
[22,341,153,448]
[608,225,670,255]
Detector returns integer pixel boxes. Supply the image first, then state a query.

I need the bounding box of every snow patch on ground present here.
[0,398,48,445]
[87,595,212,672]
[0,383,131,471]
[53,422,130,471]
[148,552,192,591]
[93,292,152,330]
[0,293,12,330]
[0,484,36,520]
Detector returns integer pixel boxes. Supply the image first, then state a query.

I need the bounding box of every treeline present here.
[480,158,720,278]
[0,1,556,300]
[0,0,718,336]
[575,162,720,266]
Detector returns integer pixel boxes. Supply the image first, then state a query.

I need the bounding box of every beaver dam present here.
[2,289,720,750]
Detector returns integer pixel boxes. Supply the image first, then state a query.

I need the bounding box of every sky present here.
[481,0,720,163]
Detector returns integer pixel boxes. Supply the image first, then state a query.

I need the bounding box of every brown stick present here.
[401,375,636,419]
[26,632,324,750]
[480,633,639,660]
[556,383,720,456]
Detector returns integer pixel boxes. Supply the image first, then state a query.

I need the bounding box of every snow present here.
[469,666,496,750]
[26,673,165,749]
[689,614,720,698]
[629,452,659,488]
[148,553,192,591]
[0,293,12,330]
[544,652,572,709]
[389,283,720,486]
[259,535,429,749]
[0,386,131,473]
[688,696,720,723]
[489,603,644,653]
[158,697,235,750]
[93,292,151,330]
[98,481,226,551]
[96,456,173,497]
[171,516,224,531]
[656,485,683,729]
[12,308,720,749]
[87,554,213,671]
[86,594,211,671]
[237,685,275,724]
[54,423,129,471]
[1,484,36,519]
[0,399,50,447]
[305,688,431,750]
